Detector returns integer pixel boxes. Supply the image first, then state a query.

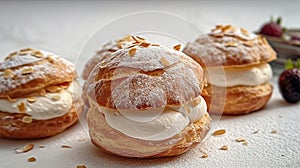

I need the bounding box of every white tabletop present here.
[0,1,299,168]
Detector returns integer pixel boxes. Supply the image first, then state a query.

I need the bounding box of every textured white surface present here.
[0,1,300,168]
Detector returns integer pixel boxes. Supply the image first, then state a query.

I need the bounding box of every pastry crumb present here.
[201,154,208,158]
[219,145,228,150]
[28,157,36,162]
[271,130,277,134]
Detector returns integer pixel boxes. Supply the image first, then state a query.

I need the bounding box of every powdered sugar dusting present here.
[183,25,275,67]
[89,45,203,110]
[103,46,181,72]
[0,49,75,95]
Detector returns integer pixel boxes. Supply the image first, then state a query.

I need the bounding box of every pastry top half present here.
[86,42,205,111]
[183,25,277,68]
[0,48,76,98]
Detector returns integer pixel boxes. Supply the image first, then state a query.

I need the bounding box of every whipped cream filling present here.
[0,81,82,120]
[97,96,207,141]
[207,63,272,87]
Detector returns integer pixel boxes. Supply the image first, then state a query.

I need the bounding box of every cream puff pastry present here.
[85,38,211,158]
[0,48,83,139]
[183,25,276,115]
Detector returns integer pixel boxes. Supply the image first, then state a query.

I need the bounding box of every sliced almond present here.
[15,144,34,153]
[5,51,18,60]
[17,102,26,113]
[212,129,226,136]
[9,51,18,56]
[219,145,228,150]
[27,97,36,103]
[136,36,146,41]
[243,41,254,47]
[19,51,31,55]
[128,48,137,57]
[20,48,34,52]
[22,116,33,124]
[212,33,224,38]
[31,50,44,58]
[221,25,232,32]
[46,86,62,93]
[117,41,123,49]
[225,41,238,47]
[51,95,60,101]
[61,145,72,148]
[151,44,160,47]
[21,67,34,75]
[240,28,250,37]
[236,137,246,142]
[28,157,36,162]
[131,36,141,43]
[47,55,55,63]
[39,145,45,148]
[173,44,181,51]
[3,69,14,79]
[140,42,150,48]
[160,57,171,66]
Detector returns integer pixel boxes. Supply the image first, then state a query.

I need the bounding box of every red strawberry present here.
[278,59,300,103]
[260,17,283,37]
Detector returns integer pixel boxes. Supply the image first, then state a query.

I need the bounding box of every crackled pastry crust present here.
[86,45,205,110]
[183,25,276,68]
[86,42,210,157]
[0,100,84,139]
[203,82,273,115]
[88,105,211,158]
[0,48,83,139]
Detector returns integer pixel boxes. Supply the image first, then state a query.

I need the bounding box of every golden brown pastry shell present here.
[203,83,273,115]
[0,99,84,139]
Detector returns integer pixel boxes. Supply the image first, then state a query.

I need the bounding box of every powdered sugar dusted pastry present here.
[0,48,84,139]
[86,38,211,158]
[183,25,276,115]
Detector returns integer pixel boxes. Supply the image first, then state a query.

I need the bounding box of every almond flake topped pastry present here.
[85,37,211,158]
[0,48,83,139]
[183,25,277,115]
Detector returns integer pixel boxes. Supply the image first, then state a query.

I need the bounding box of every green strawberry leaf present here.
[276,17,282,25]
[296,59,300,69]
[285,58,294,70]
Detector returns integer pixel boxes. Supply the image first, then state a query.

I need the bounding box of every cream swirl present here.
[95,96,207,141]
[0,81,81,120]
[207,63,272,87]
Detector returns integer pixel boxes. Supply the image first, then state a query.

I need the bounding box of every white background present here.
[0,1,299,168]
